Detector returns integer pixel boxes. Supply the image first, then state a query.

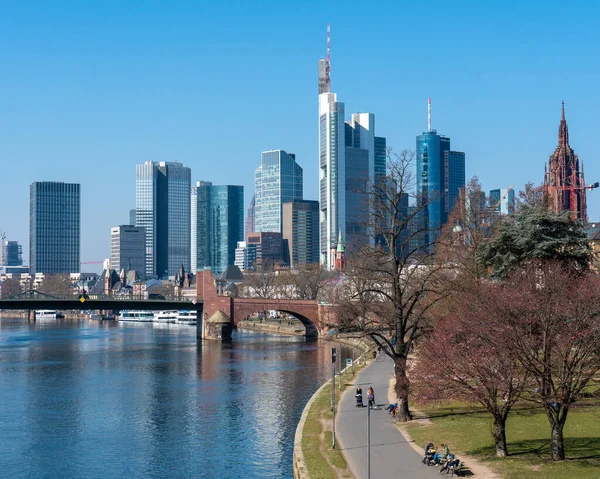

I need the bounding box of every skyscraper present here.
[254,150,303,233]
[135,161,191,278]
[318,26,386,268]
[191,182,244,275]
[30,182,80,274]
[544,102,587,221]
[5,241,23,266]
[416,100,465,245]
[489,188,515,215]
[282,200,320,267]
[110,225,146,274]
[245,194,256,236]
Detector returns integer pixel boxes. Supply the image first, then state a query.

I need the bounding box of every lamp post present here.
[331,347,336,449]
[367,399,371,479]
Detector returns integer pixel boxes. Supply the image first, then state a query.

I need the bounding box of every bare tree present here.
[278,263,331,300]
[240,261,279,299]
[336,149,449,421]
[1,278,22,298]
[38,274,74,298]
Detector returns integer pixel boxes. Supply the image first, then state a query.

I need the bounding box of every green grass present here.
[405,400,600,479]
[301,353,368,478]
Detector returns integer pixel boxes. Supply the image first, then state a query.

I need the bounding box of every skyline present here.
[1,1,599,269]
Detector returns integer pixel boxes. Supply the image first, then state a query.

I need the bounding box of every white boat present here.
[36,310,57,319]
[176,310,197,325]
[154,310,178,323]
[119,310,154,322]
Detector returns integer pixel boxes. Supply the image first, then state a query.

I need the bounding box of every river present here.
[0,317,354,478]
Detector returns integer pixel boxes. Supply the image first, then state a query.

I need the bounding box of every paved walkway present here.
[335,355,440,479]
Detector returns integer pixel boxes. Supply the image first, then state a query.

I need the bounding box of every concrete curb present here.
[293,338,371,479]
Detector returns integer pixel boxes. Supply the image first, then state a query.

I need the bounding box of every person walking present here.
[367,387,375,409]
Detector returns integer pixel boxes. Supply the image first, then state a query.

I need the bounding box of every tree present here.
[493,263,600,461]
[477,204,591,279]
[335,150,448,421]
[150,282,175,299]
[278,263,331,300]
[38,274,74,298]
[1,278,22,298]
[412,279,530,457]
[240,261,279,299]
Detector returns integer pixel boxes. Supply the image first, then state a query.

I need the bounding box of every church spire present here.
[558,100,569,145]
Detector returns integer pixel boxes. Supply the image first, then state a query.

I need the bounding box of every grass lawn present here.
[405,400,600,479]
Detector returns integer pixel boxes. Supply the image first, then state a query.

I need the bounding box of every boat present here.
[118,310,154,322]
[36,310,57,319]
[176,310,197,325]
[154,310,178,323]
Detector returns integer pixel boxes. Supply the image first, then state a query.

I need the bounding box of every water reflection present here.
[0,318,350,478]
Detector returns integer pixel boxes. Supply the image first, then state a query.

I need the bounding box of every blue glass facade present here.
[416,130,450,235]
[444,150,466,219]
[192,183,244,275]
[255,150,303,233]
[135,161,191,278]
[29,182,80,274]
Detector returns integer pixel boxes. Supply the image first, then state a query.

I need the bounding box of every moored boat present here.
[118,310,154,322]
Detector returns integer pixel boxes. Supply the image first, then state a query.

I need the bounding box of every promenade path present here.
[335,354,440,479]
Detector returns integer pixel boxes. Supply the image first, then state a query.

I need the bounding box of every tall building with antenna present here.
[318,25,386,268]
[416,99,465,248]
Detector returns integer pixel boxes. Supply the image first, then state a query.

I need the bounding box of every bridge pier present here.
[28,310,36,321]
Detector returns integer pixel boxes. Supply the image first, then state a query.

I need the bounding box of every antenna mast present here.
[326,24,331,87]
[428,98,431,132]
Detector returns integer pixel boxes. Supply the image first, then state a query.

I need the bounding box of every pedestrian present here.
[367,387,375,408]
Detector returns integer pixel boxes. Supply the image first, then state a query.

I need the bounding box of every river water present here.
[0,317,353,478]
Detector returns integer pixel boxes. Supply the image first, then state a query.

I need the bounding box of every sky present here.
[1,0,599,271]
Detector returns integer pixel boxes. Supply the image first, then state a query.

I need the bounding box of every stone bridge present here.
[196,270,335,338]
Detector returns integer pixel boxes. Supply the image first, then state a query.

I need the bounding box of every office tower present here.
[254,150,303,233]
[416,99,465,245]
[129,209,136,226]
[5,241,23,266]
[135,161,191,278]
[444,150,466,219]
[489,188,515,215]
[234,241,247,271]
[192,181,244,275]
[246,194,256,235]
[246,232,282,266]
[318,26,386,267]
[544,102,587,221]
[110,225,146,274]
[282,200,319,267]
[30,182,80,274]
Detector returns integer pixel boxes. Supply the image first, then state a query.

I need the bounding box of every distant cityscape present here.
[0,27,591,287]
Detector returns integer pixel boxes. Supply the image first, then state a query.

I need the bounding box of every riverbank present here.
[0,310,91,319]
[293,338,371,479]
[237,319,307,336]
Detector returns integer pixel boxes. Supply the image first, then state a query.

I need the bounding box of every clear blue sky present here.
[1,0,599,269]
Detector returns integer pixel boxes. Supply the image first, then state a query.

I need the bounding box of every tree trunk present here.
[493,415,508,458]
[394,357,412,422]
[550,419,565,461]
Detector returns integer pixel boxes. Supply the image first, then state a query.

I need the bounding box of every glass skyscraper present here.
[110,225,146,274]
[29,182,80,274]
[191,182,244,275]
[254,150,303,233]
[489,188,515,215]
[416,128,465,245]
[135,161,191,278]
[282,200,320,267]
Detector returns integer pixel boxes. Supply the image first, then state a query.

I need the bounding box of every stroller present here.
[422,443,436,466]
[439,454,462,476]
[355,392,363,407]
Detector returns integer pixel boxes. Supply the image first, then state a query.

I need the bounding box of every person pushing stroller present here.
[355,386,363,407]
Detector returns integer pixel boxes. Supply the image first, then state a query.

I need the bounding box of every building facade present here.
[246,232,283,266]
[110,225,146,274]
[135,161,191,278]
[5,241,23,266]
[282,200,319,268]
[30,182,80,274]
[254,150,303,233]
[245,194,256,236]
[544,102,587,221]
[489,188,515,215]
[191,182,244,275]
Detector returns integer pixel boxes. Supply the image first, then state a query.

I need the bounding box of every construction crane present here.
[492,185,514,212]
